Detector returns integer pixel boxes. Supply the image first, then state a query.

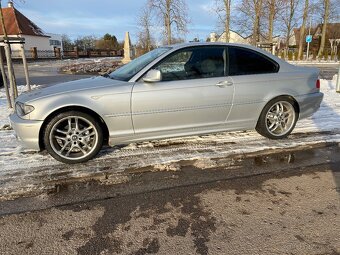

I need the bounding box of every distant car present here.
[10,43,323,164]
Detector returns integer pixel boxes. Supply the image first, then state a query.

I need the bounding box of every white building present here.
[47,33,63,52]
[209,31,249,44]
[1,1,62,57]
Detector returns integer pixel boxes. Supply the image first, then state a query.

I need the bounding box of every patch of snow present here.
[193,158,218,169]
[153,163,180,172]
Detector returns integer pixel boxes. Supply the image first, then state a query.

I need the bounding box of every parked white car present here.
[10,43,323,163]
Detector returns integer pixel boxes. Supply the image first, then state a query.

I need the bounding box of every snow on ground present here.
[0,79,339,199]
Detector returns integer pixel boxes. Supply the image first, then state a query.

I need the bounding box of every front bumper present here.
[9,113,44,151]
[296,92,324,120]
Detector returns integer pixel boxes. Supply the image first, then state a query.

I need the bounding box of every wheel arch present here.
[39,106,110,150]
[262,94,300,117]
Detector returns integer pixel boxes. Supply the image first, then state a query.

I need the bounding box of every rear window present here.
[228,47,279,76]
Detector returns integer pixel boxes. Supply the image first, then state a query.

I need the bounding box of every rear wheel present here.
[43,111,103,164]
[256,97,298,139]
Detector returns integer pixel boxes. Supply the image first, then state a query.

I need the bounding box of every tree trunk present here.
[317,0,330,58]
[165,0,172,45]
[253,0,263,45]
[146,27,152,51]
[284,0,296,57]
[268,0,275,42]
[224,0,231,42]
[298,0,309,60]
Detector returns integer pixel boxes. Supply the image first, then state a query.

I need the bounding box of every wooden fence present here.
[63,47,123,59]
[9,46,123,60]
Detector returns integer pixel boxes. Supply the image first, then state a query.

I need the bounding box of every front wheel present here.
[256,97,298,139]
[43,111,103,164]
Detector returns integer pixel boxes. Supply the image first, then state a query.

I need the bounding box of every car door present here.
[225,46,280,129]
[131,46,235,135]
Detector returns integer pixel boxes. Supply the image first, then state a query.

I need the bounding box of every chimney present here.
[8,1,14,8]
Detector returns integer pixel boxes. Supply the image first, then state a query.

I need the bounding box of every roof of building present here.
[0,6,49,37]
[222,30,247,39]
[313,23,340,38]
[293,23,340,44]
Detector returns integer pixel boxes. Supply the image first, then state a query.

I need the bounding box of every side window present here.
[155,51,192,81]
[228,47,279,76]
[154,47,226,81]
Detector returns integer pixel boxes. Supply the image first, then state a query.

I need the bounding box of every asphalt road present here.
[13,60,93,86]
[0,144,339,255]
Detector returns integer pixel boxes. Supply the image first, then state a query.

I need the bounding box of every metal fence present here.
[36,50,55,58]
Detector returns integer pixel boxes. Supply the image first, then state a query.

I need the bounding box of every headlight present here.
[15,102,35,117]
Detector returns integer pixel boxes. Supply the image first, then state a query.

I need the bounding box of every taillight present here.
[316,79,320,89]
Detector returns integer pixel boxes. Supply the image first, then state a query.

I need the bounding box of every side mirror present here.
[143,69,162,83]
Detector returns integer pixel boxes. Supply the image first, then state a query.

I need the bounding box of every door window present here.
[228,47,279,76]
[154,47,226,81]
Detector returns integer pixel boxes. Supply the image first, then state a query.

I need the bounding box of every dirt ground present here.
[0,164,339,255]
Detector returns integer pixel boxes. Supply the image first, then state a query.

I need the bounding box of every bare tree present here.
[236,0,264,45]
[297,0,309,60]
[280,0,299,54]
[148,0,189,45]
[317,0,330,58]
[214,0,232,42]
[136,7,155,55]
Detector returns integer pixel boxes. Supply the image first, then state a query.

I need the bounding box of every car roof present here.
[169,42,259,50]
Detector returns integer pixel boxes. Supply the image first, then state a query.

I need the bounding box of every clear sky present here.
[12,0,218,43]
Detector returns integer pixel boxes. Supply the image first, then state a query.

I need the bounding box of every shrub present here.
[288,51,293,61]
[294,51,298,61]
[312,50,317,60]
[331,51,335,61]
[300,52,305,61]
[323,49,329,61]
[280,50,285,59]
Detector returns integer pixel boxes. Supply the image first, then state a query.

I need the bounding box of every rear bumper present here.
[296,92,324,120]
[9,113,43,151]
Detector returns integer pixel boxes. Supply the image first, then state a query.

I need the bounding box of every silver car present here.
[10,43,323,164]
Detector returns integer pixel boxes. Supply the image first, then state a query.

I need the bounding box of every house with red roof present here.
[0,1,62,56]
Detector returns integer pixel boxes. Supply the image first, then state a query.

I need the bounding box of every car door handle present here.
[215,81,233,87]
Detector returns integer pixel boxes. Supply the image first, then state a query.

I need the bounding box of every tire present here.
[256,97,298,139]
[43,111,103,164]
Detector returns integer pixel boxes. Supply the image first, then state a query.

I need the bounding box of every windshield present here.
[110,47,171,81]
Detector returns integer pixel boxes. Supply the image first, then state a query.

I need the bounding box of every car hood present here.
[17,76,126,103]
